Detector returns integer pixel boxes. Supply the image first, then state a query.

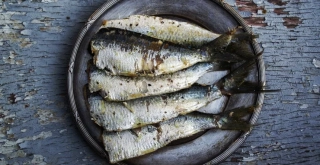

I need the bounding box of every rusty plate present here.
[68,0,265,164]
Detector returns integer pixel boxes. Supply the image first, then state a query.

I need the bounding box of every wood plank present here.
[0,0,319,164]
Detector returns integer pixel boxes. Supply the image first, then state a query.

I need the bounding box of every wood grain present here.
[0,0,319,164]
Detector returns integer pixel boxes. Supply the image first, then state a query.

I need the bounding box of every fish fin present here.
[219,119,251,132]
[205,27,239,52]
[215,106,256,132]
[210,61,232,70]
[223,106,256,119]
[224,26,239,35]
[223,81,281,95]
[216,116,252,132]
[205,27,258,63]
[210,51,244,63]
[225,41,256,60]
[232,32,259,42]
[216,59,256,93]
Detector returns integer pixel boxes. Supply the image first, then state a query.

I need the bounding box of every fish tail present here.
[232,33,259,42]
[205,27,258,62]
[216,59,256,94]
[217,119,251,132]
[215,106,255,132]
[225,41,256,60]
[223,106,256,118]
[215,54,279,95]
[222,82,281,95]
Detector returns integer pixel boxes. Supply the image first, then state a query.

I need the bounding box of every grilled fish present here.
[89,63,216,101]
[89,85,222,131]
[91,28,255,76]
[103,108,253,163]
[100,15,220,46]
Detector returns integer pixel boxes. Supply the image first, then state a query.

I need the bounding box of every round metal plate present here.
[68,0,265,164]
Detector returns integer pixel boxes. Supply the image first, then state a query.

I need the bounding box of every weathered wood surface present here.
[0,0,319,164]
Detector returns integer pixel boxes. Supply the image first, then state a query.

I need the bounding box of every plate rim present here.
[67,0,266,164]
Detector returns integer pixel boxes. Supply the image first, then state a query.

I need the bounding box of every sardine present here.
[89,63,216,101]
[102,108,253,163]
[100,15,220,46]
[89,85,222,131]
[91,28,253,76]
[89,60,259,131]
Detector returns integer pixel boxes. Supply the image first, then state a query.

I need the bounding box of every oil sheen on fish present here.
[100,15,220,46]
[89,85,222,131]
[102,111,251,163]
[89,63,215,101]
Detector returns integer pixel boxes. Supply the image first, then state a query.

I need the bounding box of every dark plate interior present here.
[68,0,265,165]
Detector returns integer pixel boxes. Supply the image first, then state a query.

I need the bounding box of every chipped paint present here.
[283,17,302,28]
[8,93,17,104]
[273,8,289,15]
[0,6,34,48]
[313,59,320,68]
[0,107,13,126]
[31,155,47,165]
[312,87,319,94]
[59,129,67,134]
[235,0,267,27]
[35,109,60,125]
[24,89,37,100]
[300,104,308,109]
[31,0,58,3]
[267,0,288,6]
[244,17,267,27]
[242,156,257,161]
[2,51,16,64]
[236,0,266,14]
[1,128,52,161]
[31,17,62,33]
[0,158,8,165]
[2,51,23,65]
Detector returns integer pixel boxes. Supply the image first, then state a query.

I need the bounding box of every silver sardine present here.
[100,15,220,46]
[89,85,222,131]
[91,28,250,76]
[89,63,216,101]
[103,110,252,163]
